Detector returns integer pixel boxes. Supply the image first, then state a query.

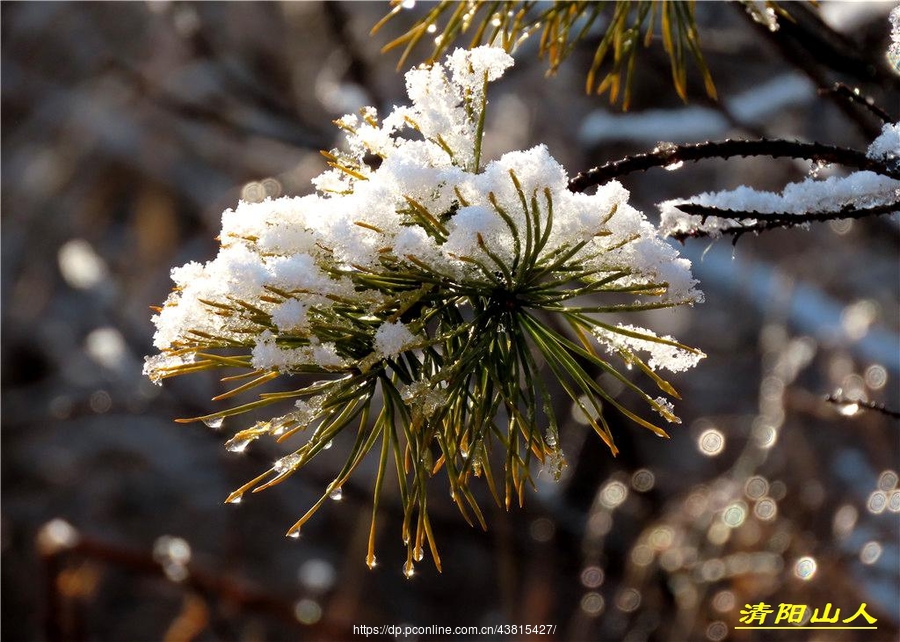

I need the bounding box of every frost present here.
[867,122,899,163]
[593,324,705,373]
[889,6,900,70]
[374,321,417,358]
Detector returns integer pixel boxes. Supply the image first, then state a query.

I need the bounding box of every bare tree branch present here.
[569,139,900,192]
[825,393,900,420]
[819,82,893,125]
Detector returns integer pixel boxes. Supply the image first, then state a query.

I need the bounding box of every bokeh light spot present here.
[868,491,887,514]
[744,476,769,500]
[698,429,725,456]
[860,541,882,565]
[600,481,628,509]
[707,621,729,641]
[864,364,887,390]
[616,588,641,612]
[580,566,604,588]
[294,598,322,625]
[631,469,655,492]
[794,556,817,580]
[712,591,735,613]
[878,470,898,491]
[580,592,605,616]
[754,498,777,521]
[723,502,747,528]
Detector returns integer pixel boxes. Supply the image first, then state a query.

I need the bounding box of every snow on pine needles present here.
[145,46,704,573]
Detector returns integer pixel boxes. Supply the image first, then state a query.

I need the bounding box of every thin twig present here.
[733,2,898,139]
[667,200,900,242]
[39,532,303,632]
[825,394,900,420]
[568,139,900,192]
[819,82,893,125]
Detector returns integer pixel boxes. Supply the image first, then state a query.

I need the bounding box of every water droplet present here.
[287,529,301,539]
[366,554,377,569]
[403,561,415,578]
[322,440,333,450]
[664,160,684,171]
[225,435,255,453]
[837,401,861,417]
[328,486,343,501]
[225,492,243,504]
[203,417,224,429]
[413,547,424,562]
[274,453,302,473]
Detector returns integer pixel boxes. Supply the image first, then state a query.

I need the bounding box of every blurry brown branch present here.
[568,139,900,192]
[39,529,303,641]
[667,200,900,242]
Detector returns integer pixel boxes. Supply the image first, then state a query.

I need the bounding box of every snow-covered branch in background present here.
[659,123,900,241]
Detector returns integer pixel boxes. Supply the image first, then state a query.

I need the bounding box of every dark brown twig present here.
[667,200,900,242]
[819,82,893,125]
[568,139,900,192]
[825,394,900,420]
[733,2,898,139]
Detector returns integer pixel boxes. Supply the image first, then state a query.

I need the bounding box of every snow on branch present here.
[658,123,900,241]
[664,201,900,242]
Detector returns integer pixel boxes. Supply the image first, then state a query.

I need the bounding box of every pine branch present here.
[372,0,717,109]
[667,201,900,242]
[568,138,900,192]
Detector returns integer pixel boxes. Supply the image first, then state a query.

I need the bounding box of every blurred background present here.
[2,2,898,641]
